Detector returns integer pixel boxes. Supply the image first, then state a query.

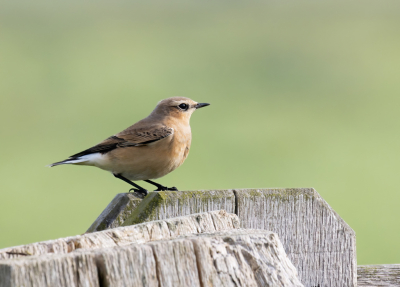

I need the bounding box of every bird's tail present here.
[47,158,88,167]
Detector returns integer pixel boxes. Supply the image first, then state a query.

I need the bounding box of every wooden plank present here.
[358,264,400,286]
[0,210,239,261]
[234,188,357,287]
[0,229,303,287]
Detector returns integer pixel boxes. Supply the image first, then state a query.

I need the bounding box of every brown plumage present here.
[49,97,210,195]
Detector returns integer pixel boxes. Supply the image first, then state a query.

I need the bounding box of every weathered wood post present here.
[86,188,357,287]
[0,211,304,287]
[3,188,397,286]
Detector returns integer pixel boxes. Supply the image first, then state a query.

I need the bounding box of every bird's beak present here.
[195,103,210,109]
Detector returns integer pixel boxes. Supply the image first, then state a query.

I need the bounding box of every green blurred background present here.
[1,0,400,265]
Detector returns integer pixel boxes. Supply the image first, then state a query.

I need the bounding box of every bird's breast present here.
[169,129,191,169]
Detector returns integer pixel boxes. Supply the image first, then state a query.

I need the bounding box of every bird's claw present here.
[129,188,148,196]
[153,186,178,191]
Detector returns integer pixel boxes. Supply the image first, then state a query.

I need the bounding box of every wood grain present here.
[0,210,239,261]
[0,229,303,287]
[358,264,400,286]
[235,188,357,287]
[122,189,236,226]
[188,229,304,287]
[0,252,99,287]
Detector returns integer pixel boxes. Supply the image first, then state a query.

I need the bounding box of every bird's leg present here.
[144,180,178,191]
[113,174,148,195]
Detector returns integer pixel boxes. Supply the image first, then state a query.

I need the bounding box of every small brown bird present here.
[49,97,210,196]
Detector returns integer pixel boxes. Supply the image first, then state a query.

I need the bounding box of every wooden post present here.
[1,188,359,286]
[0,229,304,287]
[86,188,356,287]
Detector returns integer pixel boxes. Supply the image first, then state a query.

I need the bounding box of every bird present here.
[49,97,210,196]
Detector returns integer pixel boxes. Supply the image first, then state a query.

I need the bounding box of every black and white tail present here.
[48,157,89,167]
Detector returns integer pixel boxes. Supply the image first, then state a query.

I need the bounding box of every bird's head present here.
[151,97,210,123]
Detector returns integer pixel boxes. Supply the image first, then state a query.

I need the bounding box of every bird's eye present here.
[178,103,189,111]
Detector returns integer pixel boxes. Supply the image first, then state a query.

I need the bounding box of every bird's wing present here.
[117,125,174,146]
[69,125,173,158]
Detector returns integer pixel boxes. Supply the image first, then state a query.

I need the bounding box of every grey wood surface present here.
[122,189,236,226]
[187,229,304,287]
[90,189,356,287]
[358,264,400,286]
[0,210,239,261]
[235,188,357,287]
[0,229,304,287]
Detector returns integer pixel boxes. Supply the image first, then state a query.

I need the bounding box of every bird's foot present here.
[153,186,178,191]
[129,188,148,196]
